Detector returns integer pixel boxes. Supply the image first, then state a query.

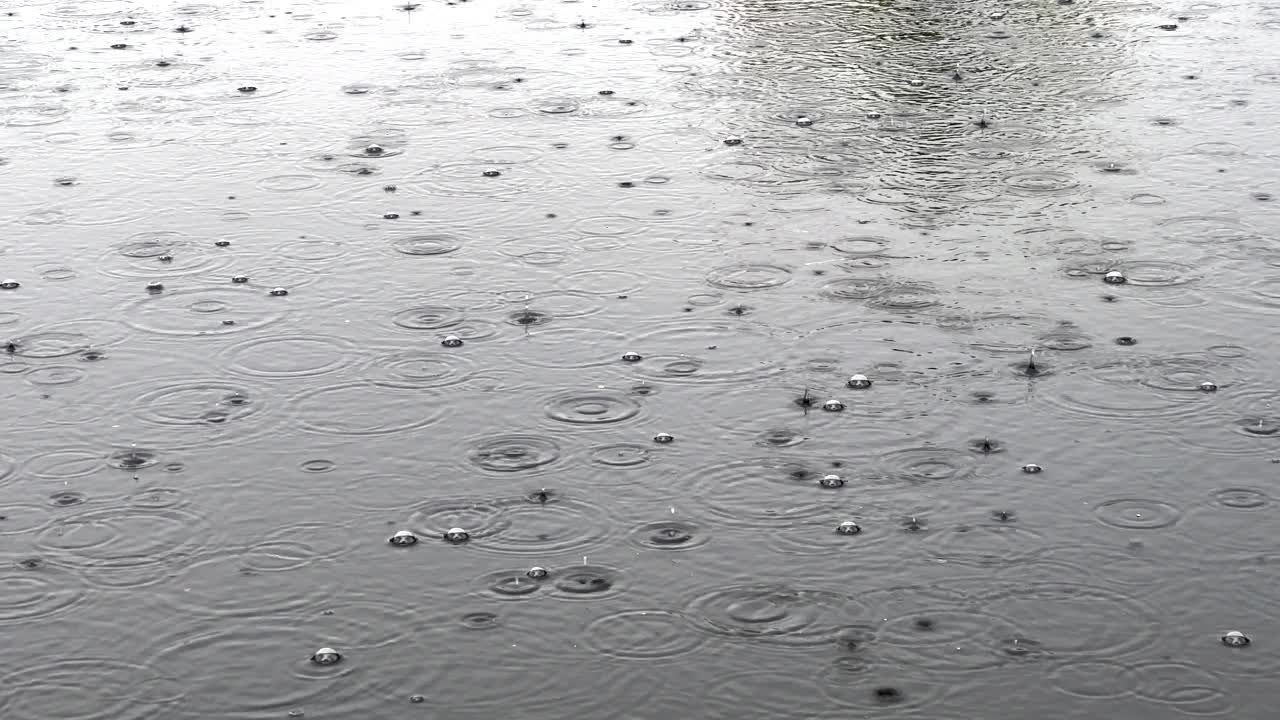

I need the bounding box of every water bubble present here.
[388,530,417,546]
[846,374,872,389]
[653,432,674,444]
[310,647,341,665]
[820,474,845,489]
[723,135,743,145]
[268,287,288,296]
[822,399,845,412]
[526,566,548,579]
[837,521,862,535]
[441,335,463,347]
[1222,631,1250,647]
[145,282,164,293]
[1022,463,1042,474]
[796,116,813,127]
[444,527,470,543]
[231,275,248,284]
[1199,381,1218,392]
[1115,336,1137,346]
[621,351,643,362]
[1103,270,1127,284]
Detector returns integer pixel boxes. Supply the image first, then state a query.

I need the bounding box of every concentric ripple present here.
[1093,498,1183,530]
[33,505,213,589]
[688,456,842,526]
[582,610,706,659]
[240,521,358,572]
[0,657,178,720]
[123,287,287,336]
[544,390,642,425]
[290,382,445,436]
[877,447,981,484]
[0,560,88,624]
[474,495,615,556]
[408,497,509,539]
[588,443,652,468]
[623,322,791,385]
[220,334,359,379]
[628,519,709,551]
[705,263,794,290]
[129,379,263,428]
[467,433,563,472]
[684,583,865,647]
[979,581,1160,659]
[549,564,623,600]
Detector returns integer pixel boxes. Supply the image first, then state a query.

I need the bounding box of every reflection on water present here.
[2,0,1280,716]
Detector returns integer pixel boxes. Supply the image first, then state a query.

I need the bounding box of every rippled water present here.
[3,0,1279,717]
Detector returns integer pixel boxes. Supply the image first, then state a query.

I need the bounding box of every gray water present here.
[2,0,1279,717]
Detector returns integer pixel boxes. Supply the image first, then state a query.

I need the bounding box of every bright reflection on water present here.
[2,0,1280,717]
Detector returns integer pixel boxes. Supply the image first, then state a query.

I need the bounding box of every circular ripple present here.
[468,433,562,472]
[588,443,651,467]
[549,564,622,600]
[705,263,793,290]
[99,232,230,279]
[629,519,709,550]
[479,496,614,556]
[1004,170,1079,194]
[1049,659,1139,699]
[475,568,549,599]
[688,456,841,526]
[34,506,211,589]
[22,449,105,480]
[367,350,476,389]
[979,582,1160,659]
[832,236,891,256]
[241,521,357,571]
[129,380,262,428]
[875,605,1033,672]
[878,447,979,484]
[149,617,407,719]
[818,276,891,300]
[1133,660,1233,715]
[408,497,509,539]
[1117,260,1198,287]
[684,583,864,647]
[582,610,706,659]
[392,233,463,256]
[221,334,358,379]
[0,562,87,624]
[123,287,286,336]
[0,657,176,720]
[291,382,445,436]
[918,522,1045,566]
[544,390,642,425]
[624,322,790,385]
[1093,498,1182,530]
[1213,487,1269,509]
[391,304,464,330]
